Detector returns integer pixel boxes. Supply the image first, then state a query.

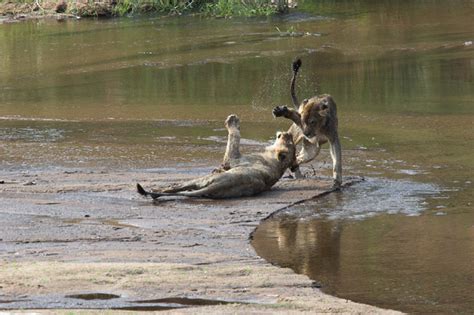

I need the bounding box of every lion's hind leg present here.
[161,174,215,193]
[222,114,241,168]
[179,173,266,199]
[136,183,210,199]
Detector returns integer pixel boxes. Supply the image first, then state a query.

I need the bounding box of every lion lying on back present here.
[137,114,297,199]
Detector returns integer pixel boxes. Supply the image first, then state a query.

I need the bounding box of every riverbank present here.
[0,166,401,313]
[0,0,111,21]
[0,0,290,22]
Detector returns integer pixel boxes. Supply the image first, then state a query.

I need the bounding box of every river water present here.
[1,0,473,313]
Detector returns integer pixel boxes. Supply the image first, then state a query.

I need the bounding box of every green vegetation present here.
[0,0,286,17]
[202,0,277,18]
[113,0,279,17]
[113,0,200,16]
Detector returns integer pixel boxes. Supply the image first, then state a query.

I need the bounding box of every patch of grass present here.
[113,0,279,17]
[201,0,277,18]
[113,0,198,16]
[1,0,286,18]
[68,1,114,17]
[3,0,34,3]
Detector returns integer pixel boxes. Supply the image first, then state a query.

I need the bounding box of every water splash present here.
[285,177,440,220]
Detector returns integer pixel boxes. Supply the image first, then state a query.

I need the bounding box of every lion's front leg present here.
[272,105,302,128]
[283,121,307,179]
[297,137,321,165]
[329,135,342,188]
[289,138,321,179]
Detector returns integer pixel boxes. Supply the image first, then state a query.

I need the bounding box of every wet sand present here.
[0,166,401,313]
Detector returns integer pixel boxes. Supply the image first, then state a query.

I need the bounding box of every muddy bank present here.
[0,1,106,23]
[0,166,400,313]
[0,0,121,21]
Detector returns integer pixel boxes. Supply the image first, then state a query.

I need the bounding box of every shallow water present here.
[1,0,473,313]
[3,293,232,310]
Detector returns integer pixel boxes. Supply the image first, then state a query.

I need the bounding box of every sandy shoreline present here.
[0,166,402,313]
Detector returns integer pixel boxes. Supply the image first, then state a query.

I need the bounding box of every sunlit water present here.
[275,177,442,221]
[1,0,473,313]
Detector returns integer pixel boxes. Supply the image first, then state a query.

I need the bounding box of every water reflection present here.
[2,43,472,119]
[252,192,474,314]
[1,1,473,121]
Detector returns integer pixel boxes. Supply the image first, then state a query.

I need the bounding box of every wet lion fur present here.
[137,114,297,199]
[273,58,342,187]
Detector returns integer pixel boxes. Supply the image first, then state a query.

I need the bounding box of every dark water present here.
[1,0,473,313]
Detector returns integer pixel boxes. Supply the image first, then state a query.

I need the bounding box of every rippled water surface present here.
[1,0,473,313]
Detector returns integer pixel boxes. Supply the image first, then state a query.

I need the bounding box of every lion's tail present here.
[291,58,302,108]
[137,183,162,199]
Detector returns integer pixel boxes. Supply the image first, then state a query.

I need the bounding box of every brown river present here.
[1,0,473,313]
